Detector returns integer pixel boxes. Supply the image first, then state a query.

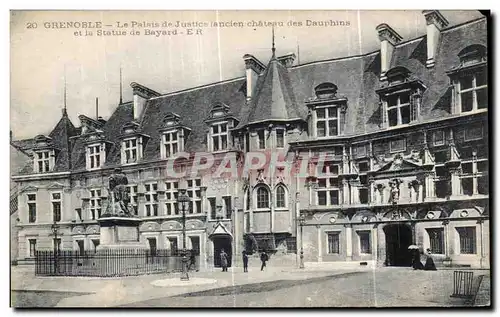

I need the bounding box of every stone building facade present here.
[12,11,489,269]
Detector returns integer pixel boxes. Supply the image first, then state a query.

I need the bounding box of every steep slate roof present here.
[12,17,487,175]
[140,78,247,157]
[238,55,304,127]
[50,110,78,172]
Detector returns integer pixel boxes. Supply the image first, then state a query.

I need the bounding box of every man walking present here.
[242,250,249,273]
[220,249,229,272]
[260,250,268,271]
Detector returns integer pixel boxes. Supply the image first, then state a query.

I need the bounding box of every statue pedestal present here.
[97,217,146,250]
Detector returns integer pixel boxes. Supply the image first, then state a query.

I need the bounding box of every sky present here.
[10,10,483,140]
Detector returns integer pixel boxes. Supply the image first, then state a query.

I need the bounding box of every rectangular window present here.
[457,227,476,254]
[464,126,483,141]
[276,129,285,148]
[223,196,232,219]
[435,165,450,198]
[87,144,102,169]
[144,183,159,217]
[127,185,139,215]
[433,130,445,146]
[89,189,102,220]
[165,181,179,216]
[359,188,369,204]
[168,237,179,255]
[258,130,266,149]
[51,192,62,222]
[461,159,488,196]
[208,197,217,220]
[211,122,228,151]
[358,231,371,254]
[162,130,179,158]
[316,107,339,137]
[123,138,138,163]
[186,179,202,214]
[27,193,37,223]
[327,232,340,254]
[28,239,37,257]
[390,138,406,153]
[387,93,411,127]
[426,228,444,254]
[459,70,488,113]
[317,162,340,206]
[36,150,51,173]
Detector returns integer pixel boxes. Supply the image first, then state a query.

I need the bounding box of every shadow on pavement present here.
[173,271,366,297]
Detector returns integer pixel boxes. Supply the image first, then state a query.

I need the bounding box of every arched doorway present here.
[383,224,413,266]
[212,235,232,267]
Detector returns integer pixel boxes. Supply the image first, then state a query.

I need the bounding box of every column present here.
[372,224,378,263]
[479,219,485,268]
[424,172,435,199]
[346,224,352,261]
[443,220,450,257]
[449,167,461,197]
[350,181,358,205]
[342,178,350,205]
[317,225,322,262]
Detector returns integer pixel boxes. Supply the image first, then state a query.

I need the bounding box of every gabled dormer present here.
[78,114,105,135]
[446,44,488,114]
[32,135,57,173]
[376,67,427,128]
[119,121,150,165]
[205,102,239,152]
[306,82,347,138]
[159,112,191,159]
[81,130,112,171]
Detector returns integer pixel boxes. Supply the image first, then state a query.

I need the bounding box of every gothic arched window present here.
[256,186,270,209]
[276,185,286,208]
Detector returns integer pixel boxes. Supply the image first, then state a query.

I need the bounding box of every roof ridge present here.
[149,76,245,100]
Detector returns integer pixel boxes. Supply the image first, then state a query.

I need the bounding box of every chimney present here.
[277,53,296,68]
[243,54,265,103]
[130,82,161,121]
[376,23,403,81]
[423,10,449,68]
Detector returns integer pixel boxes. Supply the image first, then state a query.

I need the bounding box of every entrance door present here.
[147,238,157,255]
[76,240,85,254]
[384,224,413,266]
[212,236,232,267]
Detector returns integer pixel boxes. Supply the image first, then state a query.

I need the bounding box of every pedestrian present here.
[220,249,228,272]
[188,251,197,272]
[411,249,424,270]
[260,250,269,271]
[423,248,437,271]
[242,250,249,273]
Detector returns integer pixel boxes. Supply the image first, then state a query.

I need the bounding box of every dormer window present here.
[119,122,148,165]
[316,107,339,137]
[447,45,488,114]
[159,113,190,159]
[122,138,139,164]
[33,135,56,173]
[86,143,106,170]
[205,102,238,152]
[376,67,426,128]
[307,83,347,138]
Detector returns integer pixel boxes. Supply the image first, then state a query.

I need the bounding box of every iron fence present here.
[35,249,198,277]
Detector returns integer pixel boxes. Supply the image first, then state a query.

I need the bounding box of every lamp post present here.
[177,181,191,281]
[51,221,60,274]
[299,214,306,269]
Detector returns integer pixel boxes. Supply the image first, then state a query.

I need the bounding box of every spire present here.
[95,97,99,120]
[62,66,68,117]
[271,25,276,58]
[119,66,123,104]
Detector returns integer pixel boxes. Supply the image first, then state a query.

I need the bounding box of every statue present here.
[103,168,133,217]
[389,179,401,205]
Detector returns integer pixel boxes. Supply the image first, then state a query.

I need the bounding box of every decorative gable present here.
[209,222,232,237]
[205,102,238,124]
[372,153,423,176]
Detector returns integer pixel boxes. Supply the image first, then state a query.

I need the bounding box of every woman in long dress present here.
[412,249,424,270]
[424,248,437,271]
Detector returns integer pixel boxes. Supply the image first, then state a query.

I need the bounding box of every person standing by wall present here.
[242,250,249,273]
[220,249,229,272]
[260,250,268,271]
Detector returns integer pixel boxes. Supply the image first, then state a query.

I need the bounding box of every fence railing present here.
[451,271,474,298]
[35,249,198,277]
